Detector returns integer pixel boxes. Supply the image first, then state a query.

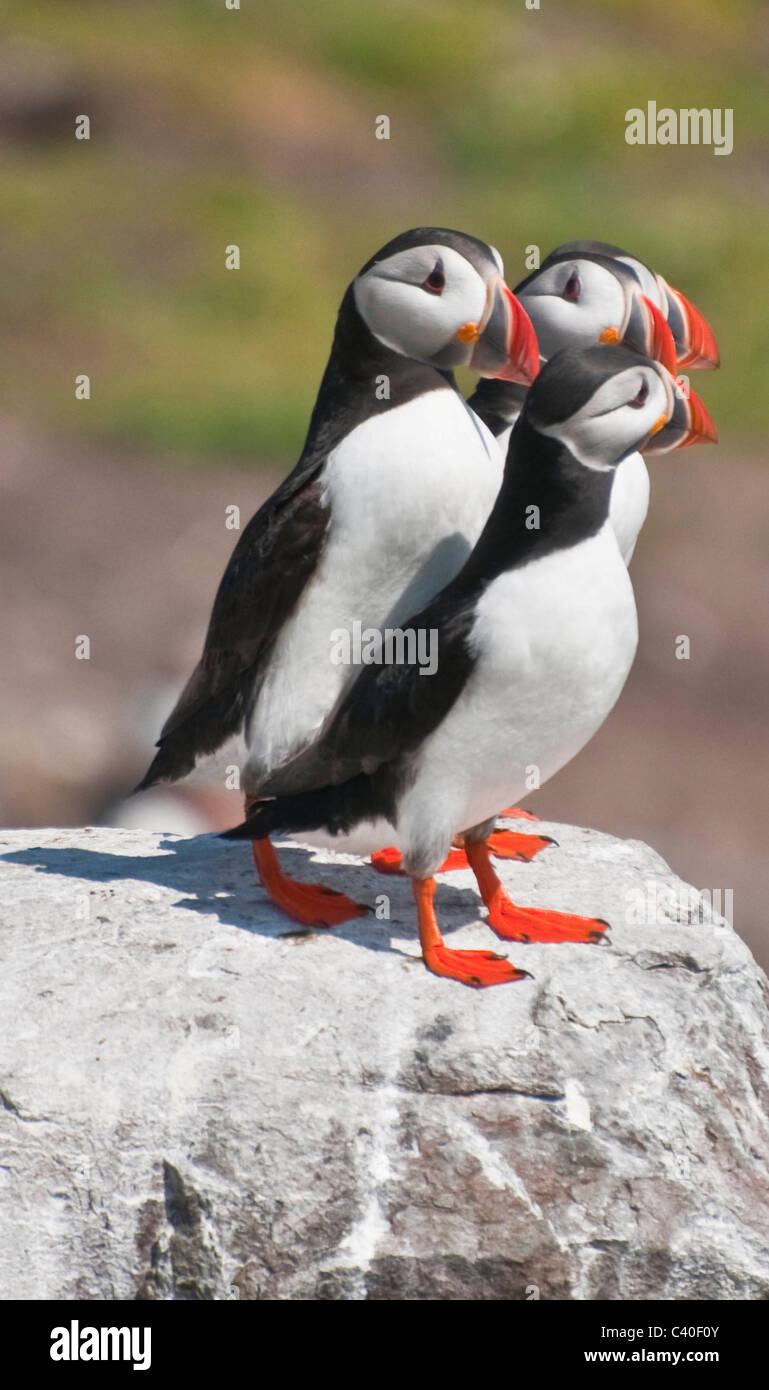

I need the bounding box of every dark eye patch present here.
[629,378,650,408]
[561,268,581,302]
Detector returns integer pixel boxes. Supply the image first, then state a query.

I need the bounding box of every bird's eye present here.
[629,379,650,408]
[562,269,581,302]
[423,265,445,294]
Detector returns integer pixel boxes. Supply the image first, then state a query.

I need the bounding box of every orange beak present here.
[643,377,718,454]
[677,383,719,448]
[642,295,679,375]
[666,285,720,370]
[469,279,540,385]
[496,285,541,385]
[621,288,678,375]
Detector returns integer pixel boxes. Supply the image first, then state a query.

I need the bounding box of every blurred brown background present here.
[1,2,767,965]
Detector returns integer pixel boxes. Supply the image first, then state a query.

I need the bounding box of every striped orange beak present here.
[664,284,720,370]
[470,277,540,385]
[643,371,718,454]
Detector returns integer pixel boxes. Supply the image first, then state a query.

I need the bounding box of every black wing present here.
[260,590,479,797]
[466,378,526,437]
[223,591,480,843]
[135,462,330,791]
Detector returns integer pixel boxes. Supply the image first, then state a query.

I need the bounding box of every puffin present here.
[224,344,717,986]
[135,227,539,924]
[370,240,719,878]
[469,240,720,565]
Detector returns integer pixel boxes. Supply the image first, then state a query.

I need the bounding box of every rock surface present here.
[1,822,768,1301]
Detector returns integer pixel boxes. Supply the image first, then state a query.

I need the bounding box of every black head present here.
[514,246,678,372]
[522,344,716,470]
[517,240,718,370]
[350,227,539,382]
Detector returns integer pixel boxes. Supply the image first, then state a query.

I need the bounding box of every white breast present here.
[609,452,650,565]
[396,522,639,874]
[244,390,504,791]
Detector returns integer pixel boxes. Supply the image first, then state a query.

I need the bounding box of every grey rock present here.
[1,822,768,1301]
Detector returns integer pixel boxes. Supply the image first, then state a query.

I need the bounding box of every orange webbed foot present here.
[273,877,370,928]
[500,806,539,821]
[370,846,404,875]
[486,829,556,862]
[484,888,609,944]
[433,829,554,874]
[423,942,530,988]
[413,875,528,988]
[252,838,369,928]
[464,839,608,945]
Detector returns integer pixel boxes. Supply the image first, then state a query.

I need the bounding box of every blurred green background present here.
[3,0,768,462]
[1,1,768,964]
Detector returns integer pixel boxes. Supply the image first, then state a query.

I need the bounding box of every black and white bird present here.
[369,240,721,880]
[225,344,717,987]
[469,241,719,565]
[135,228,539,924]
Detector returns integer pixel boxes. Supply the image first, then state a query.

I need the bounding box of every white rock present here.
[1,823,768,1301]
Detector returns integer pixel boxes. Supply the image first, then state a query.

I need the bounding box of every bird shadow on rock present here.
[0,832,482,961]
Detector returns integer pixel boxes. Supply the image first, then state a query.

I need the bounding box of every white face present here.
[353,244,488,362]
[537,364,674,471]
[519,260,627,358]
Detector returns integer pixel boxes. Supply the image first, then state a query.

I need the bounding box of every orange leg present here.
[413,877,528,988]
[465,840,609,944]
[251,836,369,928]
[371,829,554,876]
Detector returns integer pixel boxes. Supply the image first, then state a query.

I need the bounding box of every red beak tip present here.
[503,287,540,386]
[643,295,678,375]
[670,286,720,371]
[685,388,719,448]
